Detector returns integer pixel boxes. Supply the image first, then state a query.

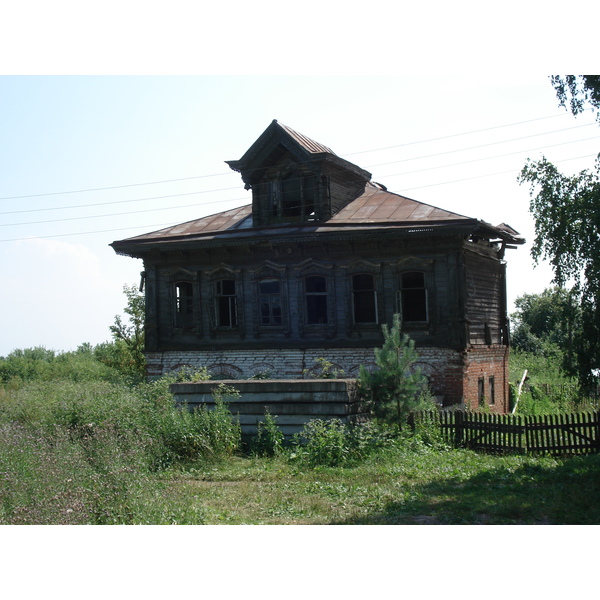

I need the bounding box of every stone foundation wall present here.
[171,379,366,438]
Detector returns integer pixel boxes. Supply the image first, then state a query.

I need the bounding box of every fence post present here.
[454,410,464,447]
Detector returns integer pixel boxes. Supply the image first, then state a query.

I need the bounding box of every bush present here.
[251,410,285,457]
[290,419,407,467]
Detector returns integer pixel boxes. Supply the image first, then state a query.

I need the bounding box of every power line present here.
[2,152,597,245]
[0,111,585,202]
[3,133,597,223]
[366,123,596,169]
[376,135,600,179]
[0,187,247,216]
[343,111,580,156]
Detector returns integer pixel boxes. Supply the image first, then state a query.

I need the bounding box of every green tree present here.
[358,314,432,426]
[96,284,146,379]
[510,287,580,373]
[519,76,600,391]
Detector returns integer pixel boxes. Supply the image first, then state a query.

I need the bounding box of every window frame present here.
[268,171,319,223]
[214,278,239,329]
[351,272,379,325]
[258,277,283,327]
[304,274,329,326]
[398,270,429,324]
[172,280,194,330]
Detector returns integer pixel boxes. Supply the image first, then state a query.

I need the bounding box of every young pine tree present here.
[358,314,432,425]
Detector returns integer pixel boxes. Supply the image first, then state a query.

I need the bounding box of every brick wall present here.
[146,344,510,412]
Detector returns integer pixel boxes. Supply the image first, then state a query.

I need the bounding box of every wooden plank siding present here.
[463,247,505,346]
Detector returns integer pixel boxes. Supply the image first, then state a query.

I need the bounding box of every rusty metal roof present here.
[112,182,523,254]
[275,121,335,155]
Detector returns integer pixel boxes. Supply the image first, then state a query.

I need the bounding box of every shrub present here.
[251,410,285,457]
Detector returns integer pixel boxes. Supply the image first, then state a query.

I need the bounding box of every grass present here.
[2,349,600,525]
[162,448,600,525]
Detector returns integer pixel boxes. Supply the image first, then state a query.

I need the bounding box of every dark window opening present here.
[489,376,495,405]
[259,279,282,325]
[271,174,318,222]
[352,274,377,324]
[478,377,485,406]
[215,279,238,328]
[401,271,428,322]
[305,275,328,325]
[174,282,194,328]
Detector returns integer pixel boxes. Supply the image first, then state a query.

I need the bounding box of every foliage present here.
[305,357,345,379]
[509,349,596,414]
[290,419,421,468]
[551,75,600,121]
[519,76,600,391]
[251,410,285,457]
[358,314,434,425]
[510,287,580,373]
[0,345,125,387]
[98,284,146,380]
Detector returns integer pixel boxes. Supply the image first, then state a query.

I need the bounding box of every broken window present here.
[174,281,194,328]
[478,377,485,406]
[305,275,328,325]
[400,271,428,322]
[259,279,282,325]
[270,173,318,222]
[352,273,378,324]
[215,279,238,328]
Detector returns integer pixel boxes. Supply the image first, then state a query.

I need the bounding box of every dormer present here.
[226,120,372,227]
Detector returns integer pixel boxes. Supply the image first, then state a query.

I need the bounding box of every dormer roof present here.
[225,120,371,185]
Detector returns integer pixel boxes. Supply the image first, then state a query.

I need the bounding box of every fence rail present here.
[408,410,600,456]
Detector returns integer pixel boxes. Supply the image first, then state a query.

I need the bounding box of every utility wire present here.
[2,133,597,222]
[2,152,597,244]
[0,111,586,202]
[2,124,597,218]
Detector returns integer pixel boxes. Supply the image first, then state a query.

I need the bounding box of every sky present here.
[0,75,597,356]
[1,74,598,356]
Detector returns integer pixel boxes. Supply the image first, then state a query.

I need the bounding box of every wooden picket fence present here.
[408,410,600,456]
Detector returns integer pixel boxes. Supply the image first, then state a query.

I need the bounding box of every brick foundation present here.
[146,344,510,412]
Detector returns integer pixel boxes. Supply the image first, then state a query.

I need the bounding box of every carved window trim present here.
[398,271,429,324]
[294,260,336,333]
[250,262,290,334]
[341,260,382,331]
[206,266,243,335]
[167,270,199,334]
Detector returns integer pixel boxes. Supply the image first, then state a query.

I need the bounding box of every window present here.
[489,376,495,405]
[400,271,428,322]
[478,377,485,406]
[259,279,282,325]
[305,275,328,324]
[271,173,317,222]
[352,274,378,324]
[215,279,238,328]
[174,282,193,328]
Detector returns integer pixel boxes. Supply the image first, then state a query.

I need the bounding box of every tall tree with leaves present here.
[96,284,146,379]
[519,76,600,390]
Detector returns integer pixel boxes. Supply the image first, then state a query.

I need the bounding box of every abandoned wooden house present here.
[111,120,525,414]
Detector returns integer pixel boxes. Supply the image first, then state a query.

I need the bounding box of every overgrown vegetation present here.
[1,287,599,524]
[1,344,599,524]
[510,287,598,414]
